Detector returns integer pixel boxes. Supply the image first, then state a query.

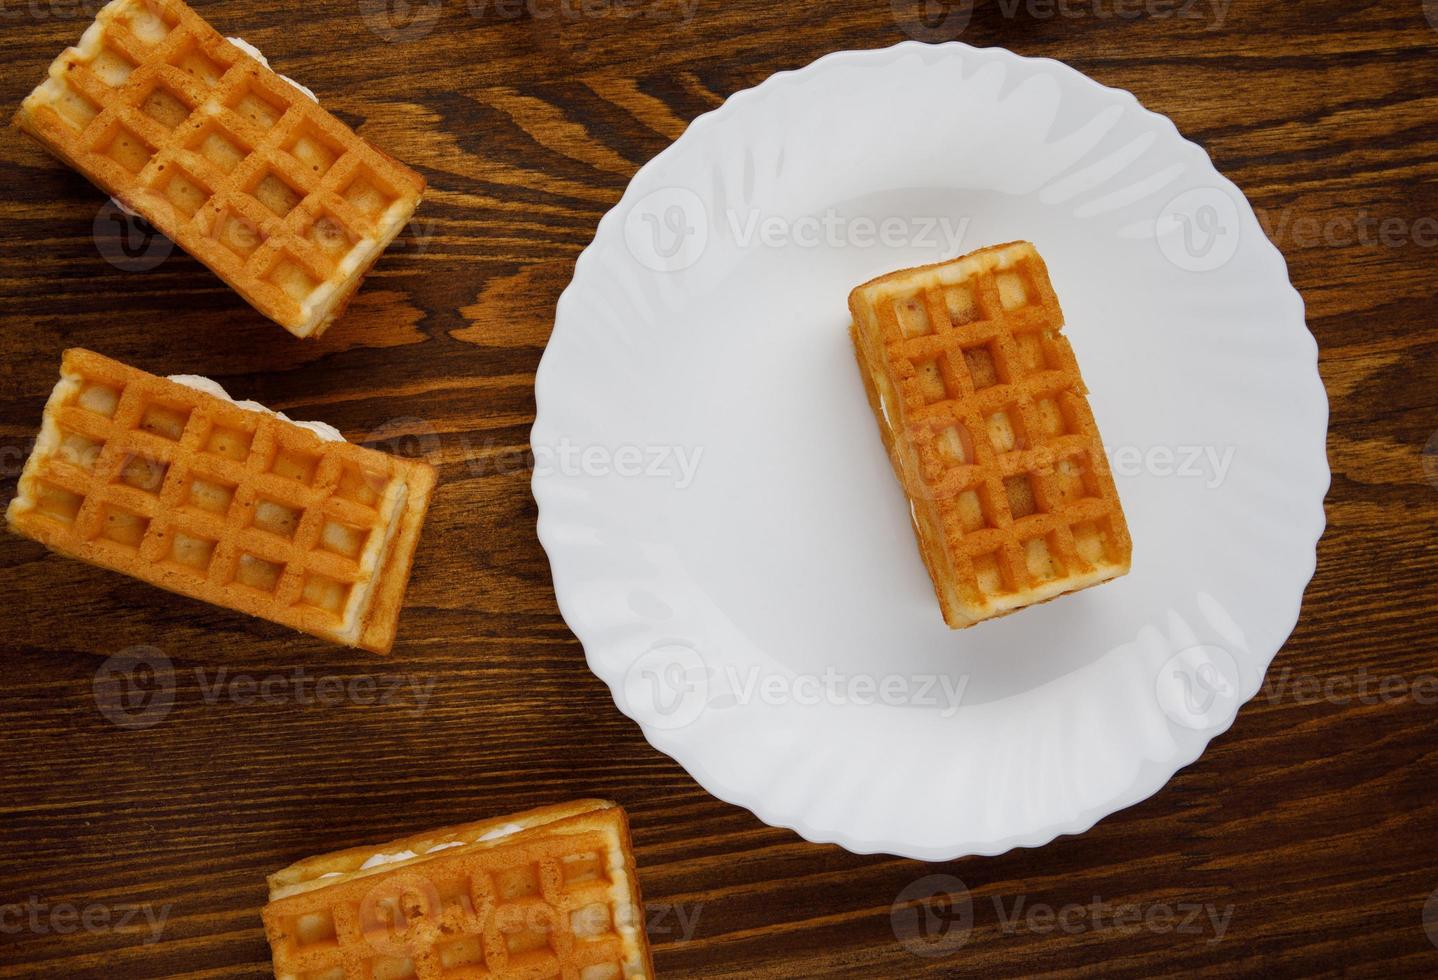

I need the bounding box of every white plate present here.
[531,41,1328,860]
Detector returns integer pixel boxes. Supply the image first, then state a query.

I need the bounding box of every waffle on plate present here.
[849,241,1131,629]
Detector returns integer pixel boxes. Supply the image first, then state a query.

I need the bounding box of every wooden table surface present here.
[2,0,1436,977]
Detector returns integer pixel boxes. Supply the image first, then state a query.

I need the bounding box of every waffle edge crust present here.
[6,349,437,653]
[262,800,655,980]
[849,241,1132,630]
[14,0,425,339]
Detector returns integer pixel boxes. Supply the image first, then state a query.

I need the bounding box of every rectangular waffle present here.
[14,0,425,339]
[849,241,1131,629]
[263,800,655,980]
[6,349,436,653]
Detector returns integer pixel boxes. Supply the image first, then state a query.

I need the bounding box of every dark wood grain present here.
[1,0,1436,977]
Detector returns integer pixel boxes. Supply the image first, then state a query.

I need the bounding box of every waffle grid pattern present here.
[17,0,424,337]
[8,350,434,651]
[266,832,643,980]
[852,242,1131,623]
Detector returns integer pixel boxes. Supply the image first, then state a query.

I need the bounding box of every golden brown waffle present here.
[6,349,436,653]
[263,800,655,980]
[849,241,1131,629]
[14,0,425,339]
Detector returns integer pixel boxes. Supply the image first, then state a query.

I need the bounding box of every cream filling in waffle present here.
[223,37,318,103]
[10,350,436,652]
[269,806,617,901]
[263,801,652,980]
[349,827,522,873]
[168,375,343,442]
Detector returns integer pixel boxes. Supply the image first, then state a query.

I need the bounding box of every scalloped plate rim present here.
[532,40,1330,860]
